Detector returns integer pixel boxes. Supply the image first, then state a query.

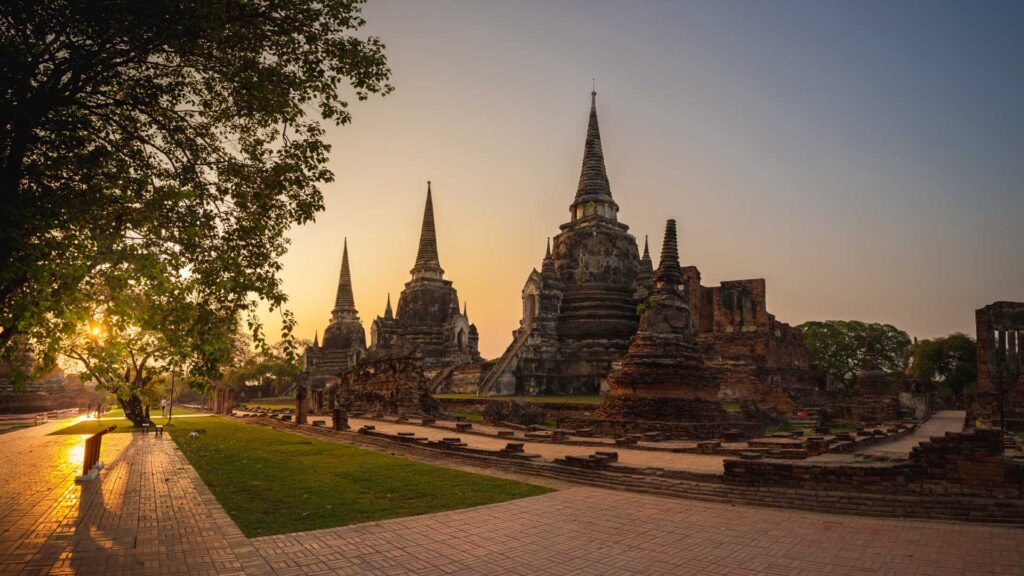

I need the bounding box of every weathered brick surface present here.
[725,428,1024,499]
[971,301,1024,430]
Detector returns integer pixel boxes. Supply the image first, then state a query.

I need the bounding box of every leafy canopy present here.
[0,0,392,372]
[799,320,912,386]
[908,333,977,401]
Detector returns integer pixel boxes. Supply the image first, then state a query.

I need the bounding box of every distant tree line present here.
[799,320,976,404]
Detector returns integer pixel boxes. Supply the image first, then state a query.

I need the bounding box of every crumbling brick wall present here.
[972,302,1024,430]
[725,429,1023,498]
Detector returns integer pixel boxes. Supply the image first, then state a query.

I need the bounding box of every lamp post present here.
[167,368,177,427]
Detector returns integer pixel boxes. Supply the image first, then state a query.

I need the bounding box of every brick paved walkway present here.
[2,417,1023,575]
[0,418,272,576]
[252,486,1024,576]
[860,410,965,457]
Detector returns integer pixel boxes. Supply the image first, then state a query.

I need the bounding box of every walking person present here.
[160,398,167,418]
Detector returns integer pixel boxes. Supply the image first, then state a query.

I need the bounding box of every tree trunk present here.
[118,394,148,427]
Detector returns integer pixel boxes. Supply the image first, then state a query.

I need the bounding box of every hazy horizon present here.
[258,0,1024,359]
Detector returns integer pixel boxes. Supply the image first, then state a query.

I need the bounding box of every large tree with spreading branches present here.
[799,320,912,387]
[0,0,392,381]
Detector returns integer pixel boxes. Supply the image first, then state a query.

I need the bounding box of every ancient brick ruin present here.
[479,91,820,414]
[586,219,744,438]
[826,341,899,425]
[333,345,446,419]
[370,183,481,374]
[295,238,367,410]
[0,341,86,413]
[971,301,1024,431]
[684,274,824,413]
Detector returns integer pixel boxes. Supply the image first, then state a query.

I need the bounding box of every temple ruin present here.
[971,301,1024,431]
[827,340,898,425]
[368,183,483,392]
[295,239,367,410]
[580,220,751,439]
[479,91,821,412]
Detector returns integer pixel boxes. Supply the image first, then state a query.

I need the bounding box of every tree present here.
[908,333,976,405]
[799,320,912,386]
[63,274,238,426]
[1,0,392,366]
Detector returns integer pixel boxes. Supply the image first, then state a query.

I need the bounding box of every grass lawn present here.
[453,411,484,422]
[241,399,294,410]
[434,393,603,405]
[49,406,205,435]
[168,417,553,536]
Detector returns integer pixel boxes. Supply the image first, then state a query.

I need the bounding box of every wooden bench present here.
[75,425,117,483]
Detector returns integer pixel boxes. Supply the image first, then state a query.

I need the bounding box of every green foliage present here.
[58,279,239,425]
[168,417,552,537]
[799,320,912,386]
[908,333,977,402]
[0,0,392,370]
[636,296,658,316]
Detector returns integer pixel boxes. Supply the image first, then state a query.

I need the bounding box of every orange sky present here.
[257,1,1024,359]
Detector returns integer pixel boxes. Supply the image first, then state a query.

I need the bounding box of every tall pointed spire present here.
[575,89,613,202]
[313,330,319,347]
[412,181,444,279]
[334,238,356,311]
[655,219,683,289]
[569,89,620,224]
[384,293,393,320]
[463,301,468,319]
[542,238,557,278]
[637,234,654,288]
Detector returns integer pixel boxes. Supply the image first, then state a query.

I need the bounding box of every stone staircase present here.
[428,366,457,394]
[477,328,531,396]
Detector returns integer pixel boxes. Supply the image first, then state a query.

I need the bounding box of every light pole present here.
[167,368,177,426]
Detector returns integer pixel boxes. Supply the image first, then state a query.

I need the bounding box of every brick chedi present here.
[971,301,1024,431]
[480,90,641,396]
[595,219,726,420]
[828,340,898,425]
[370,183,481,372]
[296,239,367,407]
[479,90,820,413]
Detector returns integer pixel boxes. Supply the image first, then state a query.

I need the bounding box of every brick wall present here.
[972,302,1024,430]
[725,429,1024,498]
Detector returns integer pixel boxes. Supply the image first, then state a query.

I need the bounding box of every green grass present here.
[49,406,205,435]
[454,411,484,422]
[167,417,553,536]
[241,399,294,410]
[434,394,603,405]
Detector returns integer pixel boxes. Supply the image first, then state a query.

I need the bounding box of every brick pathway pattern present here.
[2,417,1023,575]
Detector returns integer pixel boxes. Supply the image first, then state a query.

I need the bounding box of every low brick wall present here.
[725,429,1024,498]
[559,417,765,441]
[438,398,597,422]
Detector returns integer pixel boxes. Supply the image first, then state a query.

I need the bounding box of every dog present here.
[188,431,199,439]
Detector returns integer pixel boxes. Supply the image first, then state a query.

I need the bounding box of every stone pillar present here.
[295,385,308,425]
[332,407,349,430]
